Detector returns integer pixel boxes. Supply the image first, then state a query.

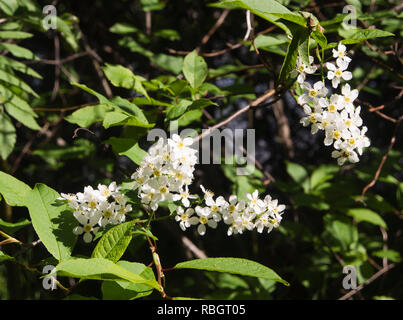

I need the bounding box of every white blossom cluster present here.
[131,134,198,211]
[295,42,370,165]
[59,182,132,243]
[175,188,285,236]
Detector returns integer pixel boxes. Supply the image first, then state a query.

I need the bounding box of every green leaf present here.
[102,64,150,99]
[0,171,31,206]
[310,164,339,190]
[53,257,161,291]
[174,257,289,286]
[166,99,193,120]
[211,0,297,35]
[285,161,310,193]
[32,139,95,166]
[71,83,111,105]
[182,50,208,88]
[25,184,77,262]
[4,103,41,130]
[92,220,137,263]
[150,54,183,75]
[109,23,139,34]
[0,112,16,160]
[65,104,112,128]
[0,31,33,39]
[0,0,19,15]
[111,97,148,123]
[338,27,394,44]
[372,250,401,263]
[396,182,403,209]
[0,69,38,97]
[346,208,387,228]
[279,27,308,82]
[312,31,327,49]
[0,43,38,60]
[0,55,42,79]
[103,112,154,129]
[0,250,14,262]
[105,137,147,165]
[323,214,358,251]
[0,218,31,234]
[102,261,156,300]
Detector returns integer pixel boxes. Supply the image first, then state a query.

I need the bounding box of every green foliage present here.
[26,184,77,262]
[174,257,289,286]
[0,0,401,301]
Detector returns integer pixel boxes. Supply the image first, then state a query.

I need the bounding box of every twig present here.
[338,263,396,300]
[194,88,277,142]
[358,115,403,201]
[198,9,230,50]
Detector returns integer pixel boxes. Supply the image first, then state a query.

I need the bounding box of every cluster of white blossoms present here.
[295,42,370,165]
[175,188,285,236]
[131,134,198,211]
[59,182,132,243]
[130,135,285,237]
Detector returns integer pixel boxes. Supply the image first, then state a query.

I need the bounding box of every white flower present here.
[175,207,195,231]
[331,148,359,165]
[73,212,100,243]
[188,206,218,236]
[246,190,265,212]
[332,42,352,66]
[298,81,328,105]
[172,185,197,207]
[300,104,323,134]
[326,59,352,88]
[340,84,359,113]
[293,55,317,84]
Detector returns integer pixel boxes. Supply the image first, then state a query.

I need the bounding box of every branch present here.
[194,88,277,142]
[358,115,403,201]
[338,263,396,300]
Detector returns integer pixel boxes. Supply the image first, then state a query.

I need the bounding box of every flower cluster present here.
[175,188,285,236]
[295,42,370,165]
[59,182,132,243]
[131,134,198,211]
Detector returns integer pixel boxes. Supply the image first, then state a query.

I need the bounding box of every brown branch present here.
[194,88,277,142]
[338,263,396,300]
[358,115,403,201]
[198,9,230,51]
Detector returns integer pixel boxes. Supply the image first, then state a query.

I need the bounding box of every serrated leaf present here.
[92,220,137,263]
[53,257,161,291]
[174,257,289,286]
[183,50,208,88]
[0,112,16,160]
[25,184,77,262]
[346,208,387,228]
